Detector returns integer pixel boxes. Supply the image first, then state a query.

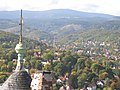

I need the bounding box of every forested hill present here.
[0,9,120,90]
[0,30,47,49]
[0,9,114,19]
[0,9,120,46]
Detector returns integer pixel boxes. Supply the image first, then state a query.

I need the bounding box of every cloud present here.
[80,4,99,12]
[50,0,59,5]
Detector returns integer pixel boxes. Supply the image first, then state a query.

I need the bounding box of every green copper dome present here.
[15,42,26,54]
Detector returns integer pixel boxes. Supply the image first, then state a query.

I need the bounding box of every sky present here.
[0,0,120,16]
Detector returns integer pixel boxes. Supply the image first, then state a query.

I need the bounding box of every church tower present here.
[2,10,32,90]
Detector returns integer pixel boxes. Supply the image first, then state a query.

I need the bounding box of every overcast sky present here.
[0,0,120,16]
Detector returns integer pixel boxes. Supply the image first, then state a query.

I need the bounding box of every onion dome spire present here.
[1,9,32,90]
[15,9,26,71]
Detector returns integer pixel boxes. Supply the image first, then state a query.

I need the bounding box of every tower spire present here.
[1,9,31,90]
[15,9,26,71]
[19,9,23,43]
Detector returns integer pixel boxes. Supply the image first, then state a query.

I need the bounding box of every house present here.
[31,71,56,90]
[87,84,96,90]
[59,85,71,90]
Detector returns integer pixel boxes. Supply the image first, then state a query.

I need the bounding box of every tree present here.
[24,60,31,70]
[103,87,113,90]
[68,71,78,89]
[87,72,98,82]
[6,50,17,61]
[30,60,36,68]
[0,75,7,83]
[99,72,108,80]
[112,69,120,77]
[54,62,67,76]
[1,64,7,72]
[77,73,87,89]
[43,63,51,71]
[42,52,54,64]
[106,67,114,79]
[91,63,102,74]
[35,60,42,70]
[30,68,35,74]
[75,58,86,71]
[7,61,13,72]
[62,55,77,73]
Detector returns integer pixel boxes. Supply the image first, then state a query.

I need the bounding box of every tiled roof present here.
[2,71,32,90]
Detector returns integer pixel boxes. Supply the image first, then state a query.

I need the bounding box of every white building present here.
[31,71,56,90]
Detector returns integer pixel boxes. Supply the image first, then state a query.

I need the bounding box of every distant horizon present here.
[0,9,117,17]
[0,0,120,16]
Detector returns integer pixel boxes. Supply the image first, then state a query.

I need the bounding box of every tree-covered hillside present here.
[0,30,48,50]
[0,9,120,48]
[0,9,120,89]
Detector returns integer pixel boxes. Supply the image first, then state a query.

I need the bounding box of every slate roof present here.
[1,71,32,90]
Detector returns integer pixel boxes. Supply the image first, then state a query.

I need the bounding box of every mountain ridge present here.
[0,9,116,19]
[0,9,120,46]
